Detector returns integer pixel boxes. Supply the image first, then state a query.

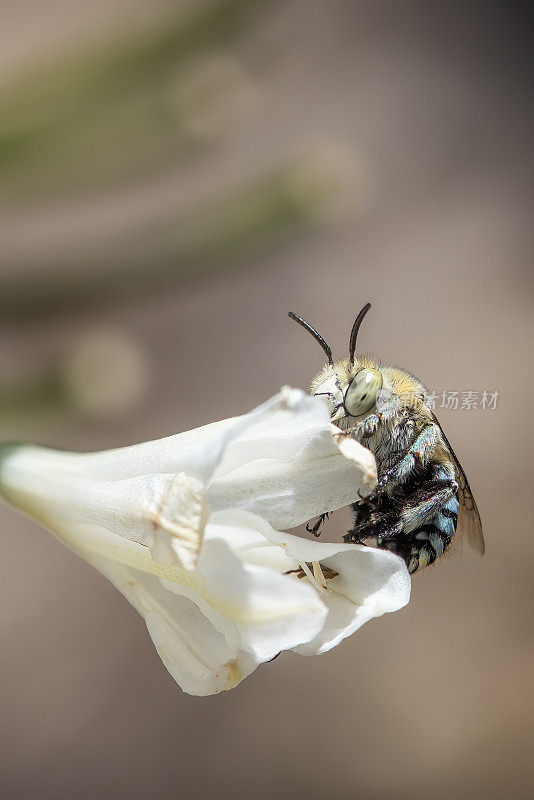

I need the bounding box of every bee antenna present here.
[288,312,334,365]
[348,302,372,363]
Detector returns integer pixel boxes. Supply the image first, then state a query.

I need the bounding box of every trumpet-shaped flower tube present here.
[0,388,410,695]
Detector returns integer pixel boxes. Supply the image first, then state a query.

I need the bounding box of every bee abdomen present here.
[380,497,459,574]
[409,524,450,573]
[380,524,448,574]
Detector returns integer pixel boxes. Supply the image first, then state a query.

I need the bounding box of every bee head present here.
[288,304,384,425]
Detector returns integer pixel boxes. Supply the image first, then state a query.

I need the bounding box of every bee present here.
[288,303,484,574]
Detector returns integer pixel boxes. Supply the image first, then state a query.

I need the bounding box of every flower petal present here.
[0,388,376,548]
[0,444,207,568]
[2,389,312,486]
[82,552,259,695]
[261,527,411,655]
[77,509,330,694]
[0,388,406,697]
[164,510,327,663]
[204,395,376,529]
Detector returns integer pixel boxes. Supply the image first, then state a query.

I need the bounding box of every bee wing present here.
[430,412,485,556]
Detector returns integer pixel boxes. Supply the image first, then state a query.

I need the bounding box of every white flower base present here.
[0,388,410,695]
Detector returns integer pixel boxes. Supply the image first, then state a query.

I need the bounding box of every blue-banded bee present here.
[288,304,484,574]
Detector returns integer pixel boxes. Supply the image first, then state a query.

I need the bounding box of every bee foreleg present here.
[306,512,330,537]
[354,413,380,439]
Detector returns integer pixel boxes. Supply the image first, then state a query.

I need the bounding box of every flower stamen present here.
[312,560,327,590]
[285,561,339,591]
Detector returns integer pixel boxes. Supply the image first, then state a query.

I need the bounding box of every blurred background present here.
[0,1,533,798]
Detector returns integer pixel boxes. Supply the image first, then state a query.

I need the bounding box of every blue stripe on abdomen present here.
[434,512,456,538]
[443,496,459,514]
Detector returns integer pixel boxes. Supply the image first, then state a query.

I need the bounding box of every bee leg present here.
[344,511,402,544]
[355,413,380,439]
[399,480,458,533]
[344,530,373,546]
[357,488,381,512]
[306,512,330,537]
[346,479,459,567]
[365,425,439,504]
[358,480,457,539]
[384,479,459,572]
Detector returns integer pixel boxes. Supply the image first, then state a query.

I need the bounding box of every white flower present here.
[0,388,410,695]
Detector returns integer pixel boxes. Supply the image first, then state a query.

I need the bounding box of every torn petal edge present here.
[330,424,377,487]
[148,473,210,571]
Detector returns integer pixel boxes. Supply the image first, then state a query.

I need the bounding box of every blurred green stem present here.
[0,370,75,436]
[0,0,261,200]
[0,157,337,318]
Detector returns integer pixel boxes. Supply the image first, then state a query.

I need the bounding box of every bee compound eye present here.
[344,368,383,417]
